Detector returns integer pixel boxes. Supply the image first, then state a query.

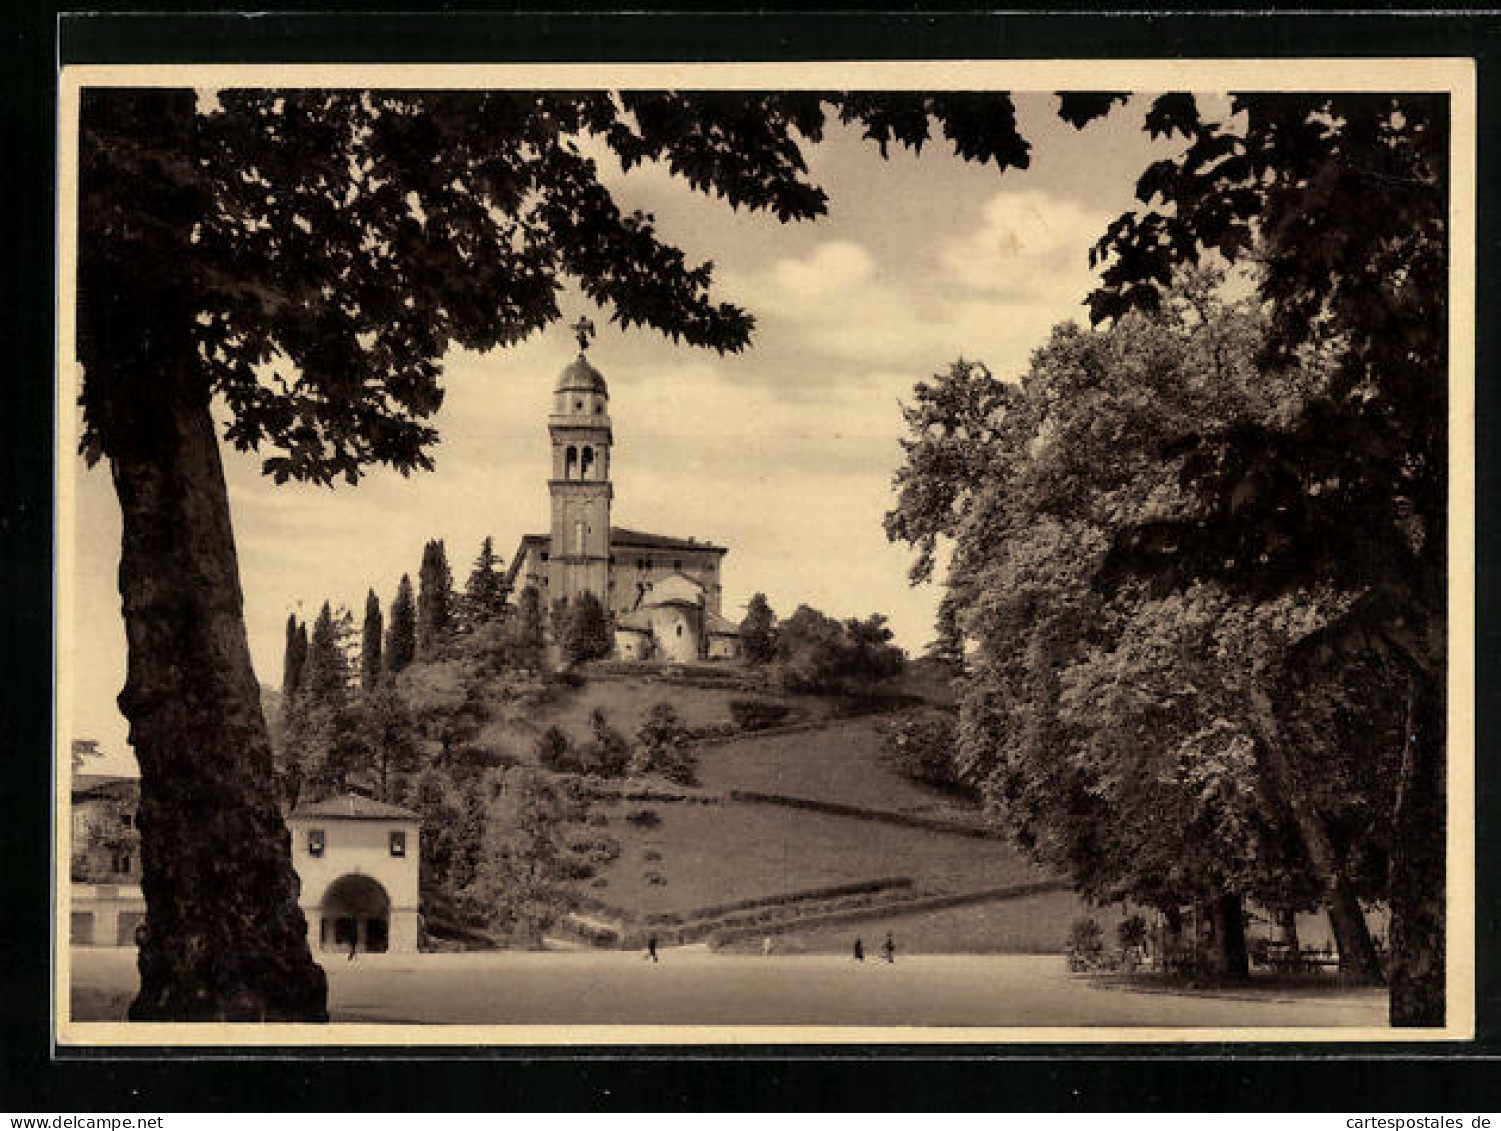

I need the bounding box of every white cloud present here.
[723,219,1100,380]
[766,240,877,301]
[939,188,1113,292]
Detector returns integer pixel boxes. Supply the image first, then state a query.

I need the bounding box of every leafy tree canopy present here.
[79,89,1033,487]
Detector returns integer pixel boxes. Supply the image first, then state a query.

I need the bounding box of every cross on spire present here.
[570,316,596,353]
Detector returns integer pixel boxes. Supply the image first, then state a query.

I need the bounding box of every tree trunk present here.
[1248,685,1384,981]
[1326,875,1380,981]
[1278,907,1301,952]
[1388,672,1446,1026]
[111,378,327,1021]
[1202,893,1250,981]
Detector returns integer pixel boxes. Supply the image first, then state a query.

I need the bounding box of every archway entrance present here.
[319,873,391,955]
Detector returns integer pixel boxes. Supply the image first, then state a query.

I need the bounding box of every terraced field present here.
[694,717,980,822]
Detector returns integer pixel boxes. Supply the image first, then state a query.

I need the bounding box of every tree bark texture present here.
[112,382,327,1021]
[1278,907,1301,952]
[1248,685,1383,981]
[1202,894,1249,981]
[1326,875,1380,981]
[1388,674,1446,1026]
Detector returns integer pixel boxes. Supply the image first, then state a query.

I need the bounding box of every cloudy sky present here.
[67,91,1181,774]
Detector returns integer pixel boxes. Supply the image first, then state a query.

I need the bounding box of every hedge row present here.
[568,875,915,933]
[615,885,943,949]
[706,879,1073,948]
[692,717,841,749]
[641,876,915,927]
[573,781,720,805]
[727,789,1003,839]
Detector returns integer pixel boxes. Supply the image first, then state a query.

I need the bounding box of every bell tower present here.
[547,318,613,605]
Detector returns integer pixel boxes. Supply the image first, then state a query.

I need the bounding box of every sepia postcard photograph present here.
[51,53,1477,1050]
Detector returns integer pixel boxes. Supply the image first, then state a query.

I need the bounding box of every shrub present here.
[631,702,699,785]
[1065,917,1106,971]
[643,849,662,863]
[450,742,517,770]
[876,710,976,798]
[729,699,793,731]
[586,811,611,827]
[624,807,661,828]
[566,834,621,864]
[584,707,631,778]
[536,726,578,773]
[559,858,596,881]
[774,605,906,694]
[644,871,666,886]
[1118,913,1150,953]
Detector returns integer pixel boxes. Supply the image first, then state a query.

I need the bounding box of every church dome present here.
[555,354,608,397]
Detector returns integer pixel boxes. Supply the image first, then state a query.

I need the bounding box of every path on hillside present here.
[70,947,1387,1031]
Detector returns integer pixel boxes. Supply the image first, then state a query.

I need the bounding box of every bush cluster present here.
[729,699,793,731]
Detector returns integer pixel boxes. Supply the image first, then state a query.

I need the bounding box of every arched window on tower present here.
[565,445,578,480]
[581,446,595,479]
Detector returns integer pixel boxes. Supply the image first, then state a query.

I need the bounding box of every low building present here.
[286,792,422,954]
[69,774,145,946]
[70,779,422,955]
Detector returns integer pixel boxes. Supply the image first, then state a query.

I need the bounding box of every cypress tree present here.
[417,539,453,657]
[508,586,546,671]
[360,588,383,692]
[564,592,612,665]
[739,592,778,664]
[303,600,349,709]
[386,574,417,674]
[281,613,308,696]
[294,623,308,686]
[464,535,507,626]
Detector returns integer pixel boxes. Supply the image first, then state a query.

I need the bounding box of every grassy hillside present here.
[582,796,1051,917]
[381,650,1097,954]
[695,717,979,823]
[473,673,769,761]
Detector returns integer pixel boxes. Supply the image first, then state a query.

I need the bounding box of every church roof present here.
[615,607,654,632]
[554,354,608,396]
[609,527,727,553]
[703,609,743,636]
[289,792,421,822]
[507,527,728,580]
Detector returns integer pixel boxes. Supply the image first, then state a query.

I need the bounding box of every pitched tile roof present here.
[288,792,421,822]
[609,527,727,553]
[73,774,139,800]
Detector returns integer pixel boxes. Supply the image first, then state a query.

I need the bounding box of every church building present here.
[506,329,742,664]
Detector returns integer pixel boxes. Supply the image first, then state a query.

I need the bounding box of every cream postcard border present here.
[53,56,1478,1047]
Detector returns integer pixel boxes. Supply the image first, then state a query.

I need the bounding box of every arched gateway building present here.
[286,792,421,954]
[506,344,743,664]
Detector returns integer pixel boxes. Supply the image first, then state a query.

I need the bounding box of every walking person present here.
[347,931,358,962]
[762,935,774,957]
[882,931,895,964]
[646,934,659,963]
[853,937,864,962]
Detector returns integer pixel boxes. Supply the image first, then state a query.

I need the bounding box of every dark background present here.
[3,4,1498,1111]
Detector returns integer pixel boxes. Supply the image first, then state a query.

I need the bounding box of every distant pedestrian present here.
[762,935,774,957]
[348,934,358,962]
[646,934,659,963]
[853,937,864,962]
[882,932,895,964]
